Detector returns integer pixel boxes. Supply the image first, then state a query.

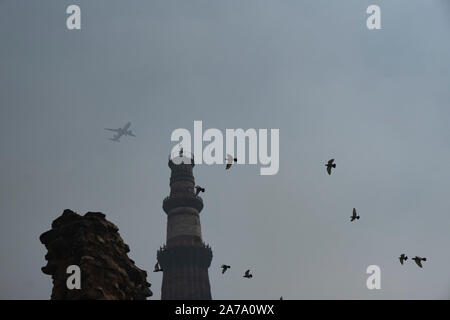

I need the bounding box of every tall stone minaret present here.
[157,150,213,300]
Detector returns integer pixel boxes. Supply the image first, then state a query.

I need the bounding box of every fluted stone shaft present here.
[158,155,212,300]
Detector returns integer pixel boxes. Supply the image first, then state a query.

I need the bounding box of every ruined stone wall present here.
[40,209,152,300]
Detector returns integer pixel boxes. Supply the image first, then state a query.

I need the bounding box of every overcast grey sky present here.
[1,0,450,299]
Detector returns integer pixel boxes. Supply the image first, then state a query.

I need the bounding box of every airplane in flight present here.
[105,122,136,142]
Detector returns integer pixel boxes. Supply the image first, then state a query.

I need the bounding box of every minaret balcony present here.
[163,195,204,214]
[157,243,212,269]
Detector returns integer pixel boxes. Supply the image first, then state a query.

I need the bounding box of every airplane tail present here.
[332,164,336,168]
[422,258,427,261]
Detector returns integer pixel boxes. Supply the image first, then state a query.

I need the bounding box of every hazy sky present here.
[1,0,450,299]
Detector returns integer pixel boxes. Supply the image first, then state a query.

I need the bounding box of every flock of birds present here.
[153,263,253,277]
[327,159,427,268]
[219,265,252,278]
[151,154,427,299]
[399,254,427,268]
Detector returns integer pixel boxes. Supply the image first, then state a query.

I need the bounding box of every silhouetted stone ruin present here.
[40,209,152,300]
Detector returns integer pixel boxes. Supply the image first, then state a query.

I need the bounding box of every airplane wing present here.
[105,128,121,132]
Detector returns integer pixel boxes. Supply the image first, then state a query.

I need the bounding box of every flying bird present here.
[243,270,253,279]
[225,154,237,170]
[399,254,408,265]
[195,185,205,196]
[221,265,231,274]
[350,208,360,222]
[325,159,336,175]
[412,256,427,268]
[153,262,163,272]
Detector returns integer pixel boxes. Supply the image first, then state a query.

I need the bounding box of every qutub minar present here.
[157,149,213,300]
